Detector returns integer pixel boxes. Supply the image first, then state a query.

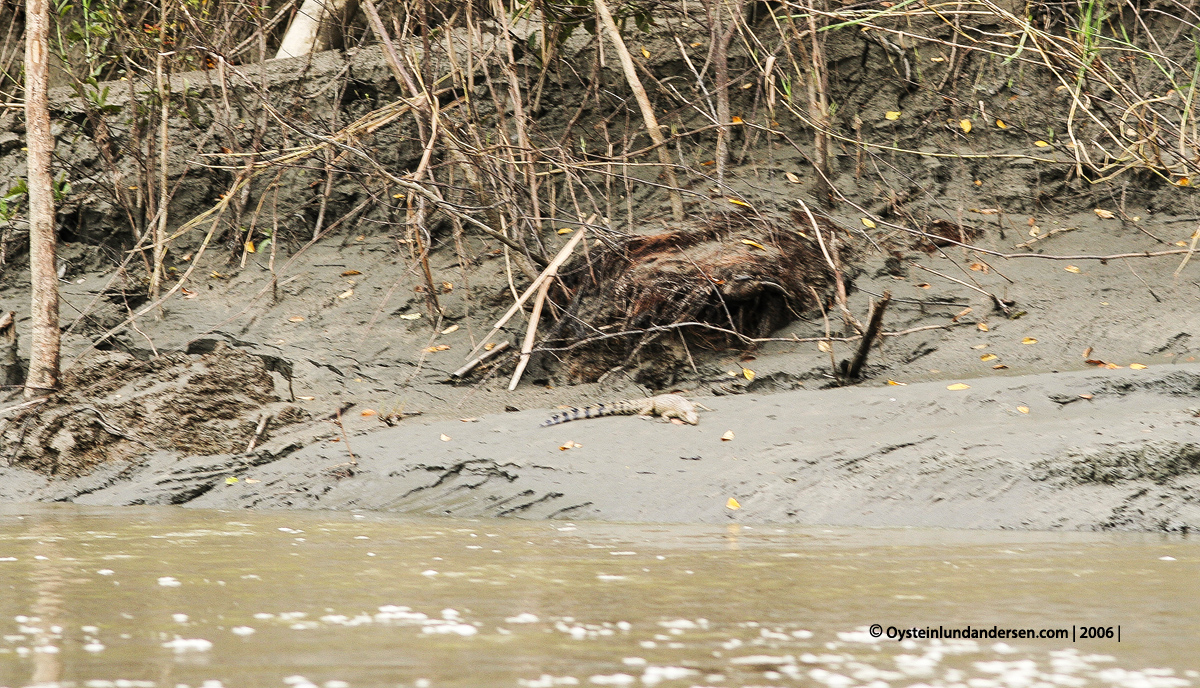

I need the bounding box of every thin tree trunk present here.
[24,0,60,398]
[593,0,685,222]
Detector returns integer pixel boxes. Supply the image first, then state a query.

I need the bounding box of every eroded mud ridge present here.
[1,343,305,476]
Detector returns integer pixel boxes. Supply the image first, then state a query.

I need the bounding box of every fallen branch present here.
[846,291,891,380]
[451,340,511,379]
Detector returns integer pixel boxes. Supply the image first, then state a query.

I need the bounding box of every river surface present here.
[0,505,1196,688]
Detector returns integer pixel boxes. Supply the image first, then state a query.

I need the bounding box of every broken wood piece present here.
[846,291,891,380]
[0,311,19,388]
[464,217,592,361]
[451,340,511,379]
[245,412,272,453]
[509,277,552,391]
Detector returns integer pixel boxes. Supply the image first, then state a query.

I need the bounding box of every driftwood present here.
[450,340,510,379]
[846,291,891,381]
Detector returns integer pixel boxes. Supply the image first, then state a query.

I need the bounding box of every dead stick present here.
[509,278,552,390]
[245,412,271,453]
[846,291,891,380]
[451,340,511,379]
[463,219,591,361]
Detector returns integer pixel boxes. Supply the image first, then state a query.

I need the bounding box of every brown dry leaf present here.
[817,341,832,353]
[969,263,989,273]
[288,316,305,323]
[1065,265,1081,273]
[785,172,801,184]
[181,287,198,300]
[977,322,990,332]
[341,270,362,277]
[973,208,1000,215]
[972,344,988,350]
[440,434,451,442]
[1022,337,1038,345]
[885,111,901,120]
[1085,359,1107,366]
[338,289,354,299]
[423,344,451,353]
[361,409,377,417]
[1079,394,1094,400]
[742,368,756,381]
[916,283,931,289]
[980,353,998,362]
[399,313,421,320]
[887,379,907,386]
[1176,177,1191,187]
[720,430,735,441]
[992,364,1009,369]
[959,119,973,133]
[441,282,454,293]
[1083,346,1093,359]
[1130,363,1148,369]
[459,417,479,422]
[953,307,973,321]
[441,324,459,335]
[947,383,971,391]
[297,396,315,401]
[1104,363,1123,369]
[861,217,877,228]
[726,497,741,510]
[1094,208,1116,219]
[559,440,580,451]
[484,342,496,351]
[741,239,767,250]
[1017,406,1030,414]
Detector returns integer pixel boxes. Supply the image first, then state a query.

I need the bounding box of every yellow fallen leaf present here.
[1175,177,1191,187]
[341,270,362,277]
[742,368,755,381]
[1104,363,1123,369]
[440,434,451,442]
[729,198,752,207]
[1094,208,1116,219]
[484,342,496,351]
[980,353,998,362]
[817,341,832,353]
[741,239,767,250]
[441,324,459,334]
[288,316,305,323]
[887,379,906,385]
[423,344,451,353]
[1130,363,1148,369]
[721,430,735,441]
[726,497,741,510]
[399,313,421,320]
[977,322,989,332]
[969,262,989,273]
[245,240,255,253]
[225,476,239,484]
[442,282,454,292]
[1065,265,1081,273]
[960,119,973,133]
[785,172,801,184]
[885,111,901,120]
[861,217,877,228]
[1017,406,1029,414]
[731,115,744,122]
[1178,241,1190,247]
[996,119,1008,129]
[1022,337,1037,344]
[1034,140,1050,147]
[992,364,1008,369]
[560,440,580,451]
[641,47,650,59]
[338,289,354,299]
[557,228,574,235]
[361,409,377,417]
[947,383,971,391]
[1029,225,1040,236]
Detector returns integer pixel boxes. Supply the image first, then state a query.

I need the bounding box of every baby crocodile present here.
[540,394,700,426]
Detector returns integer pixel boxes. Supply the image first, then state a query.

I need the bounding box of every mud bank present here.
[1,364,1197,531]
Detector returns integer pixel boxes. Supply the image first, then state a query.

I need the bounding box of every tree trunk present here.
[24,0,60,399]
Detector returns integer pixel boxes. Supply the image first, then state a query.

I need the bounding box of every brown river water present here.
[0,505,1196,688]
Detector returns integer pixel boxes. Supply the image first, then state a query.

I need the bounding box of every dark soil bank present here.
[3,364,1198,531]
